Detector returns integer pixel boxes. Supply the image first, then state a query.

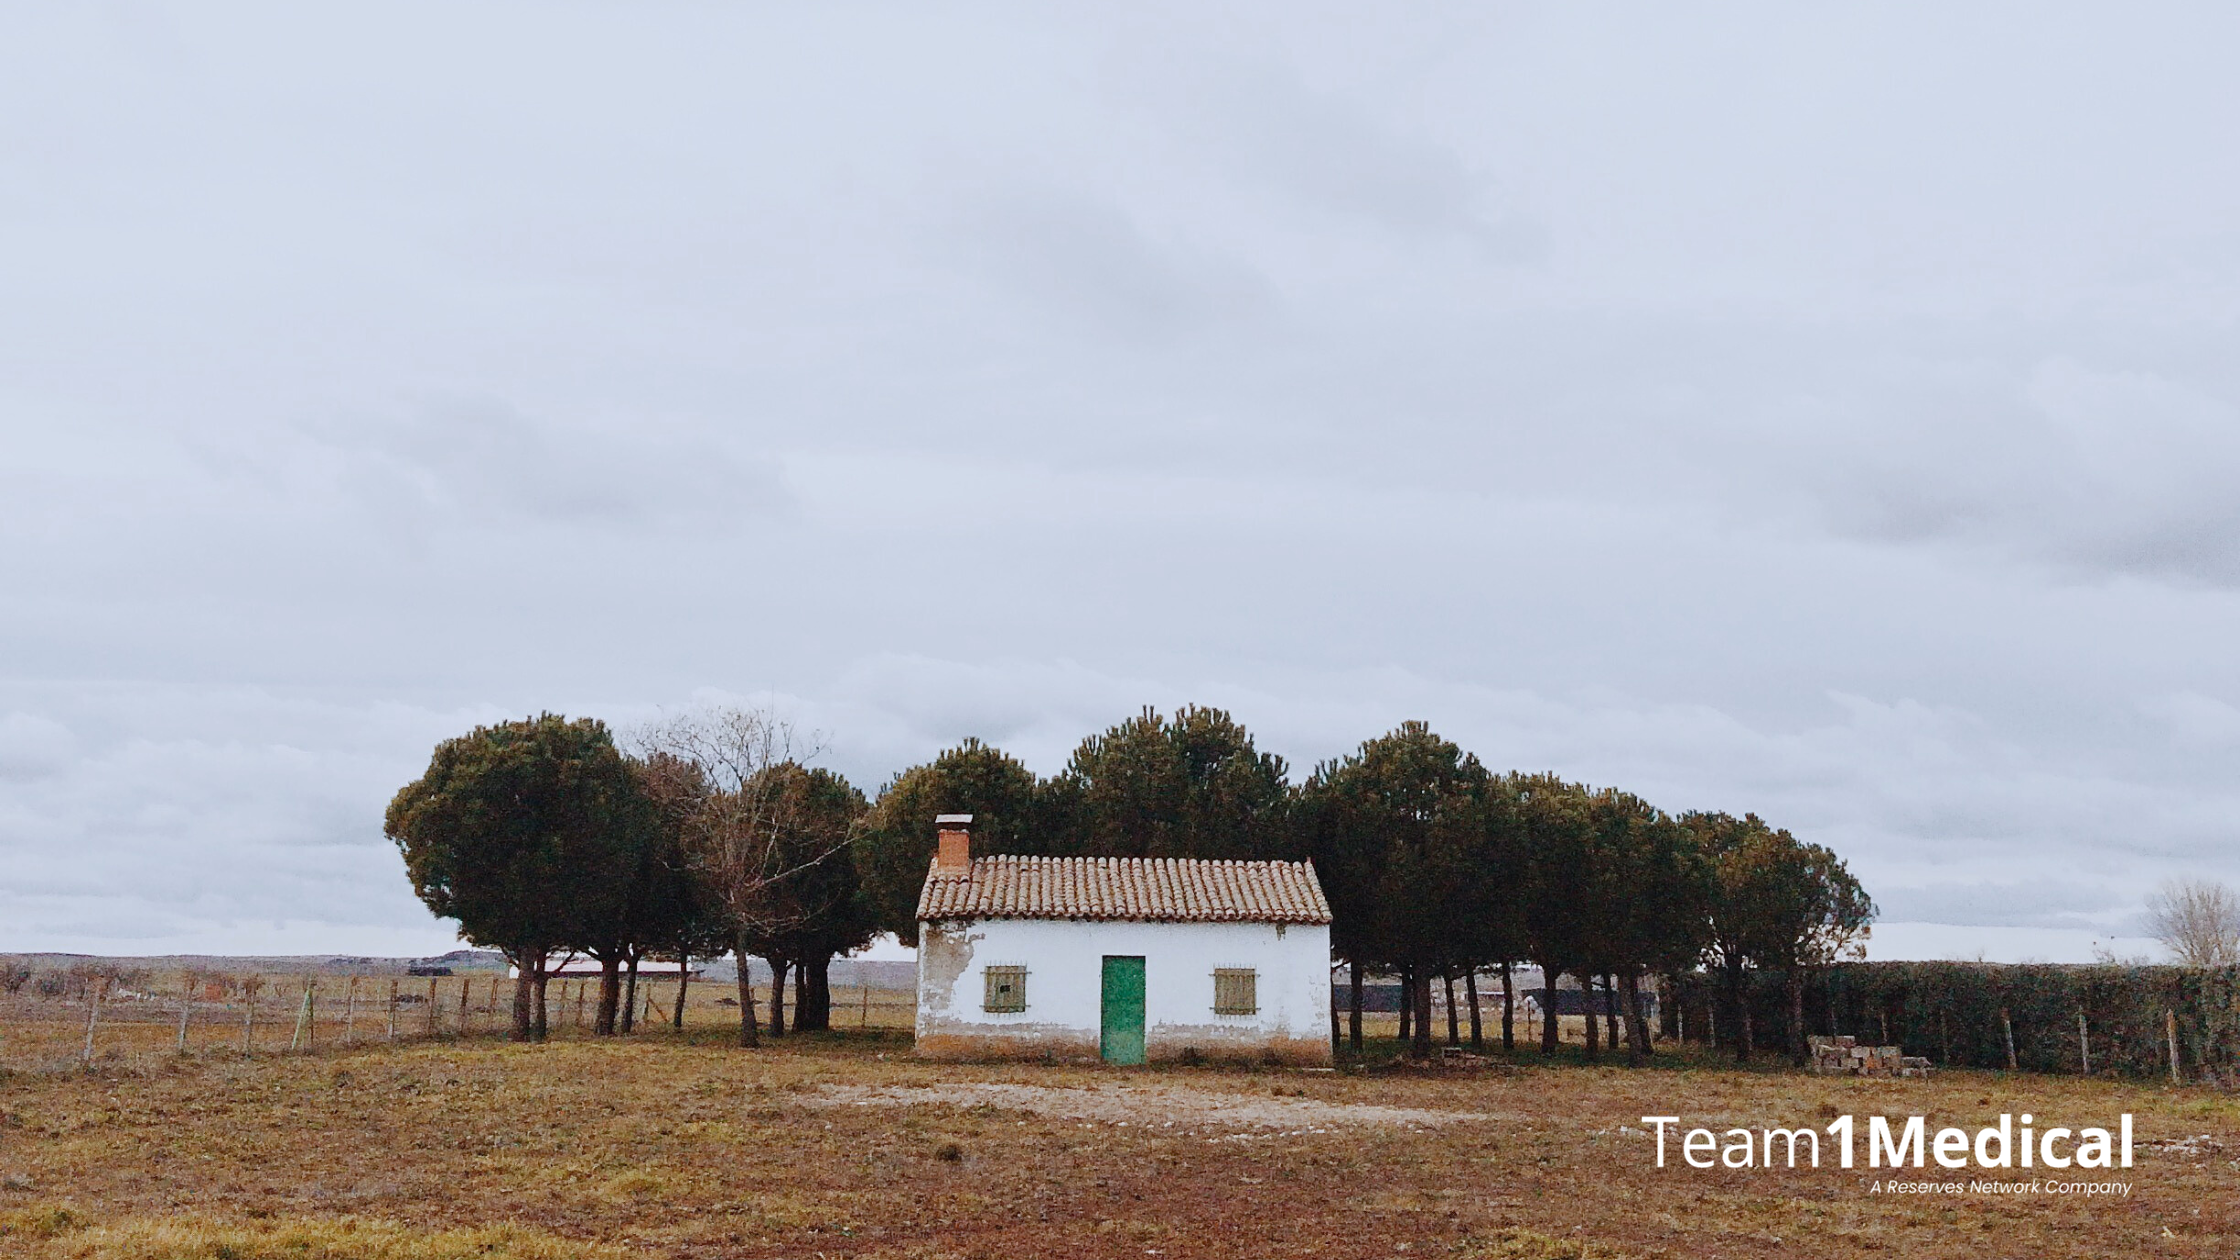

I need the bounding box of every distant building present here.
[913,815,1333,1065]
[1331,973,1658,1020]
[538,961,702,982]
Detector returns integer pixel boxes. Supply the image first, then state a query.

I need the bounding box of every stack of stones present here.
[1807,1035,1934,1078]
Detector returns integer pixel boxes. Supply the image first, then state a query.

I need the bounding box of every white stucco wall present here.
[916,917,1332,1064]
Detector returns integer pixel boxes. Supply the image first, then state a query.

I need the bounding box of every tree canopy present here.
[855,738,1043,940]
[386,703,1875,1061]
[1048,706,1291,860]
[385,713,654,1040]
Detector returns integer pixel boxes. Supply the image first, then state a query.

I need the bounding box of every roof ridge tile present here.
[914,853,1331,925]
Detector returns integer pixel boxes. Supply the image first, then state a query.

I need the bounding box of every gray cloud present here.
[950,187,1277,345]
[1871,881,2127,931]
[3,4,2239,957]
[1808,355,2240,585]
[287,397,794,528]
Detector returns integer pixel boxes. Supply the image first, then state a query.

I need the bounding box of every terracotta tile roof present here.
[916,855,1331,924]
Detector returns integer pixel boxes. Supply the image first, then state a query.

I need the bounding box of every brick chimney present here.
[933,814,973,874]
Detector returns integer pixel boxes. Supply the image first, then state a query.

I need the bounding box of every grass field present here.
[2,993,2235,1260]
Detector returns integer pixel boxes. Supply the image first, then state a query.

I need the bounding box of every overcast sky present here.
[4,4,2236,962]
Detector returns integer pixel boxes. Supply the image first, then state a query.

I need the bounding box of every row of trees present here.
[388,705,1874,1063]
[386,710,870,1044]
[853,712,1874,1064]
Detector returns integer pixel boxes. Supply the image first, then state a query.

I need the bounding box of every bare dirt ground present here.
[806,1080,1488,1135]
[1,1023,2235,1259]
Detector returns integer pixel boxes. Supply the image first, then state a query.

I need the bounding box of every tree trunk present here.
[1540,971,1559,1054]
[800,955,832,1031]
[733,938,760,1048]
[671,956,690,1030]
[1500,963,1515,1052]
[1348,960,1364,1052]
[596,958,622,1035]
[509,954,534,1041]
[1623,970,1651,1065]
[1443,971,1461,1046]
[1465,971,1483,1048]
[621,954,641,1034]
[533,966,549,1041]
[1724,960,1752,1062]
[1602,974,1619,1050]
[784,950,828,1031]
[1658,971,1680,1041]
[1396,967,1412,1044]
[767,957,788,1037]
[1411,966,1435,1060]
[1582,978,1600,1060]
[1786,968,1808,1066]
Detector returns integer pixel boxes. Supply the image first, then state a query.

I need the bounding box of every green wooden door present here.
[1099,956,1146,1065]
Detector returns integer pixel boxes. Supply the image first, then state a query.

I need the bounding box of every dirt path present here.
[805,1080,1489,1136]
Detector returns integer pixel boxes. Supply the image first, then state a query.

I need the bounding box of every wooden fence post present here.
[2167,1009,2181,1084]
[2078,1010,2090,1075]
[344,976,358,1043]
[387,979,399,1042]
[426,976,439,1035]
[2001,1009,2017,1071]
[177,976,195,1053]
[861,983,870,1029]
[290,984,313,1052]
[457,976,470,1032]
[81,978,105,1066]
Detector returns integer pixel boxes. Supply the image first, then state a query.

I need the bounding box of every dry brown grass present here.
[0,1010,2234,1257]
[8,1211,630,1259]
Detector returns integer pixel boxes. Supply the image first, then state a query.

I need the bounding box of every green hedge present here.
[1669,962,2240,1080]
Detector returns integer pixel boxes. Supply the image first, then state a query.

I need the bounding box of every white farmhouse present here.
[913,815,1333,1065]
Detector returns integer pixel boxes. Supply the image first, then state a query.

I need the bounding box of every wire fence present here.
[0,969,919,1073]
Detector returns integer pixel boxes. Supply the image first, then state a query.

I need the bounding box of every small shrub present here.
[600,1170,667,1200]
[0,1205,84,1239]
[933,1142,963,1163]
[1461,1226,1594,1258]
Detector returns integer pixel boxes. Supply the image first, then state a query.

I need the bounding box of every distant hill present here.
[5,949,508,976]
[3,951,918,990]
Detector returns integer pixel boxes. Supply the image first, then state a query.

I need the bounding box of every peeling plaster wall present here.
[914,918,1332,1064]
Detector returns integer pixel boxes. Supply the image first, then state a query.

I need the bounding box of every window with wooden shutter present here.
[983,965,1027,1013]
[1212,968,1257,1015]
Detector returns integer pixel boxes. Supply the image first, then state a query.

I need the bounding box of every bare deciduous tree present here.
[2144,877,2240,966]
[633,705,849,1048]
